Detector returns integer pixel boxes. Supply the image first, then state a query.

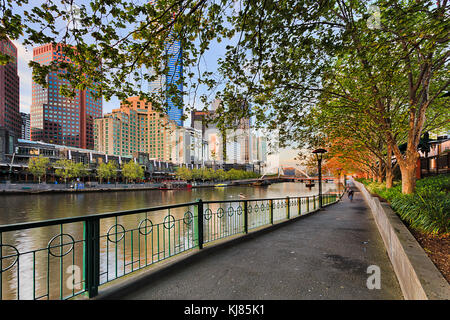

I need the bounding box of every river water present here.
[0,182,338,300]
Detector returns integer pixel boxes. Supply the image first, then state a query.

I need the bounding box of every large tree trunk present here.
[377,162,383,183]
[385,144,393,189]
[400,161,417,195]
[386,169,393,189]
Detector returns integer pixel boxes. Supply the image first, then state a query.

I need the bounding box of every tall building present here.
[20,112,30,140]
[0,38,21,137]
[94,97,177,161]
[30,43,102,149]
[147,0,183,126]
[165,38,183,126]
[171,126,207,165]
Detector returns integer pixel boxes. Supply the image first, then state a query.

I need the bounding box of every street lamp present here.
[336,167,343,197]
[312,148,327,208]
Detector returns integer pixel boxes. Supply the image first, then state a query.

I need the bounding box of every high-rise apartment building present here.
[0,38,21,137]
[94,97,177,161]
[20,112,30,140]
[30,43,102,149]
[171,126,208,165]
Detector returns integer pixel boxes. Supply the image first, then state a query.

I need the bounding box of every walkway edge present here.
[92,207,327,300]
[353,180,450,300]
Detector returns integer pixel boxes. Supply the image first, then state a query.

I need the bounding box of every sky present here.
[11,0,299,169]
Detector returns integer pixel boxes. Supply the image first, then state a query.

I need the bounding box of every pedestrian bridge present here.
[0,184,402,300]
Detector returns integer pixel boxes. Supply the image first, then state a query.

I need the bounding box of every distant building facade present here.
[0,38,21,137]
[171,126,208,165]
[20,112,30,140]
[30,43,102,149]
[94,97,177,162]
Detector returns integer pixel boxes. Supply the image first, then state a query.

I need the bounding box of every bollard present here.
[194,199,204,249]
[85,217,100,298]
[269,199,273,224]
[243,200,248,234]
[286,196,290,219]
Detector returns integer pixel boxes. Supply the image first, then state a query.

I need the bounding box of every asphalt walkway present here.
[109,183,403,300]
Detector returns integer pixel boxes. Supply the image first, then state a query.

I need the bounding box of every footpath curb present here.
[353,180,450,300]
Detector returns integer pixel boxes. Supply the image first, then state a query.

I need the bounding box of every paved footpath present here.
[117,183,403,300]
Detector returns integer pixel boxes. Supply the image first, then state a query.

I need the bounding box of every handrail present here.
[0,191,343,300]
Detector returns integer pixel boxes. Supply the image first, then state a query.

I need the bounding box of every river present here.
[0,182,339,300]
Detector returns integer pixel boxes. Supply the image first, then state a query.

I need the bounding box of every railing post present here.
[314,195,316,210]
[269,200,273,224]
[195,199,204,249]
[243,200,248,234]
[84,217,100,298]
[306,196,309,212]
[0,232,2,301]
[286,196,290,219]
[298,197,301,216]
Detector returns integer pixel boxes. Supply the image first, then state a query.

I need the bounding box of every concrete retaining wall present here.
[354,180,450,300]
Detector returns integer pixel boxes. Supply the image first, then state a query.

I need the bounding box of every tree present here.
[71,162,89,181]
[28,156,49,183]
[216,169,227,181]
[175,167,192,181]
[3,1,448,193]
[121,161,144,183]
[215,1,449,194]
[54,160,89,184]
[97,161,117,183]
[54,159,73,184]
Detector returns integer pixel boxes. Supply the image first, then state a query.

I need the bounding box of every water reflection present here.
[0,182,338,300]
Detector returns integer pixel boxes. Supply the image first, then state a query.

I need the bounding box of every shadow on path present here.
[102,182,403,300]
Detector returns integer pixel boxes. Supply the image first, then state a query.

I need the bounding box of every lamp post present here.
[336,167,343,197]
[312,148,327,208]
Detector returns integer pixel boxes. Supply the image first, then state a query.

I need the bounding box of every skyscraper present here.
[20,112,30,140]
[30,43,102,149]
[165,38,183,126]
[148,1,184,126]
[0,38,21,137]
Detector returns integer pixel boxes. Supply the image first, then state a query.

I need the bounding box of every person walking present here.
[348,188,354,202]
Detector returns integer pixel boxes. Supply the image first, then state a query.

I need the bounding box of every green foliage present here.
[54,160,89,182]
[175,167,259,182]
[175,167,193,181]
[28,156,50,183]
[360,175,450,235]
[97,161,118,183]
[54,159,73,183]
[121,161,144,182]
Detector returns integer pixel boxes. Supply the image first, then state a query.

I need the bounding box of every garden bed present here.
[409,229,450,284]
[356,175,450,284]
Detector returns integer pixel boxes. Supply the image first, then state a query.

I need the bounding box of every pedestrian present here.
[348,189,354,202]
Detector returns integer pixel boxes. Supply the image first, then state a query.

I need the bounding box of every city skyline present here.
[8,38,296,166]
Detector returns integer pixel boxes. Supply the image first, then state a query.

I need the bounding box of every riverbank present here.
[0,179,272,195]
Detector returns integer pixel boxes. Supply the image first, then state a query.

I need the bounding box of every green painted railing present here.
[0,192,341,300]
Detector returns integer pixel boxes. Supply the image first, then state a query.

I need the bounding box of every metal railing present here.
[0,192,340,300]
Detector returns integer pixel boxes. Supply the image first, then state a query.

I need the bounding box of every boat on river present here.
[214,183,228,187]
[159,180,192,190]
[252,180,271,187]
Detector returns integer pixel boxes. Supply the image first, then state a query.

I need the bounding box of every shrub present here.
[360,174,449,235]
